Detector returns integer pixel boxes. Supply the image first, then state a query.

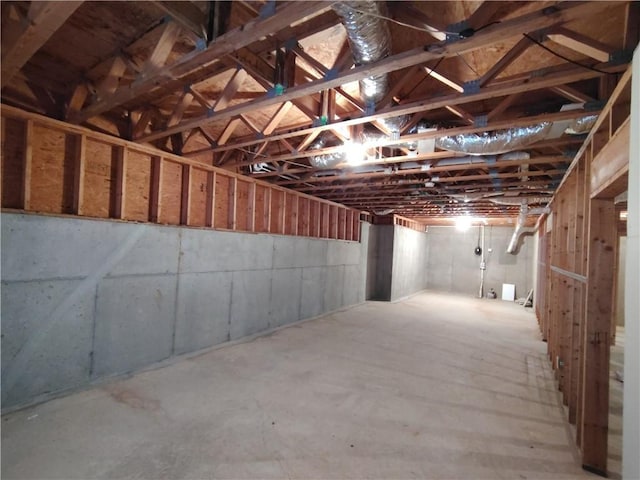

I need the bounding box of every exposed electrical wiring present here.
[522,33,614,75]
[334,2,458,35]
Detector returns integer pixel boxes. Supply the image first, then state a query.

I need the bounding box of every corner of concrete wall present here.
[390,225,429,301]
[425,226,534,298]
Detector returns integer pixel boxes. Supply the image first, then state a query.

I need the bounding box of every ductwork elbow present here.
[506,204,549,254]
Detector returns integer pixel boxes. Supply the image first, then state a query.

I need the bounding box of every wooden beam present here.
[623,1,640,50]
[240,114,261,135]
[263,101,293,135]
[190,86,213,109]
[132,109,154,139]
[1,1,83,88]
[466,1,503,30]
[70,1,330,123]
[143,20,182,73]
[550,85,595,103]
[72,134,86,215]
[478,35,531,87]
[66,84,89,120]
[229,108,593,168]
[424,66,464,93]
[213,68,248,112]
[187,63,617,157]
[96,56,128,99]
[296,130,321,152]
[198,127,217,146]
[388,3,447,41]
[547,27,613,63]
[379,65,422,107]
[152,1,206,39]
[217,117,242,145]
[445,105,475,124]
[151,1,615,144]
[168,91,194,126]
[581,198,616,475]
[486,93,521,121]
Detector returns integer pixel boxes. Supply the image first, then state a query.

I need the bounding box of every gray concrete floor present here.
[2,292,596,479]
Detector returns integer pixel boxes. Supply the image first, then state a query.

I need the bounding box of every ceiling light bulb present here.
[343,141,365,166]
[455,217,473,231]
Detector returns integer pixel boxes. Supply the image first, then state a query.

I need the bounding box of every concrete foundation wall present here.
[365,225,429,302]
[426,226,534,299]
[390,226,429,301]
[1,213,369,410]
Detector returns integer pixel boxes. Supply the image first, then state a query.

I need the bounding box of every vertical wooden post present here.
[205,171,216,227]
[569,160,586,424]
[305,197,311,237]
[248,182,256,232]
[149,156,163,222]
[576,153,591,447]
[264,187,271,233]
[180,164,191,225]
[113,145,127,219]
[228,176,237,230]
[72,134,86,215]
[280,190,286,234]
[22,119,33,210]
[581,198,616,475]
[293,195,299,235]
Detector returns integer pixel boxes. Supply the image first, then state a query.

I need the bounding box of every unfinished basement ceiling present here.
[1,1,637,224]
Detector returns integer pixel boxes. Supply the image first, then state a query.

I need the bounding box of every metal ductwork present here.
[333,1,409,135]
[507,201,550,254]
[308,133,345,169]
[436,122,553,155]
[310,1,410,168]
[565,115,598,135]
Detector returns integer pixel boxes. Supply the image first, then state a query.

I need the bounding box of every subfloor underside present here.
[1,292,596,479]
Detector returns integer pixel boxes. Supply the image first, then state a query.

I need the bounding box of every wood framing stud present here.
[72,134,86,215]
[149,156,163,222]
[180,164,191,225]
[581,198,615,475]
[22,119,34,210]
[112,146,127,219]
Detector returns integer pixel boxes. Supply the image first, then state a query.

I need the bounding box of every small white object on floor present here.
[502,283,516,301]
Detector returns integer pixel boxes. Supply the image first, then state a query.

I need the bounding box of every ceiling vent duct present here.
[310,1,410,168]
[333,1,410,135]
[506,201,550,254]
[308,133,345,169]
[435,123,553,155]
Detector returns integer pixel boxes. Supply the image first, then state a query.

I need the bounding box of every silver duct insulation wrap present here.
[308,133,344,169]
[565,115,598,135]
[333,1,390,106]
[506,202,549,254]
[488,197,551,206]
[436,122,553,155]
[333,1,409,135]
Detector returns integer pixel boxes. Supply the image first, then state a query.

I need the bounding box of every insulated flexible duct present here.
[506,202,549,254]
[310,1,410,168]
[436,122,553,155]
